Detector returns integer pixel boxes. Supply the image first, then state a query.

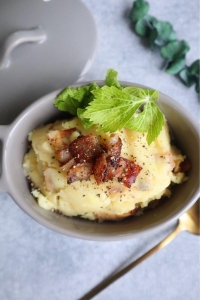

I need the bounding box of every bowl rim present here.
[1,80,200,241]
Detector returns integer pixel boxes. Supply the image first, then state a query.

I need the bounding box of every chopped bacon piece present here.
[93,154,142,188]
[69,134,103,163]
[179,158,192,173]
[106,134,122,157]
[117,157,142,188]
[49,129,142,188]
[93,153,108,184]
[61,158,76,173]
[56,148,72,164]
[47,128,77,150]
[67,162,93,184]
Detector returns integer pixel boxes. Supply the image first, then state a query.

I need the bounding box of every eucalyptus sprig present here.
[130,0,199,93]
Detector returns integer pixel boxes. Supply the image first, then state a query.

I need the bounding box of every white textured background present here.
[0,0,199,300]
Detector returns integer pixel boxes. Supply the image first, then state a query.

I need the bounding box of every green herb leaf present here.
[54,69,165,144]
[166,55,186,74]
[135,18,149,37]
[145,15,158,27]
[178,60,199,88]
[178,68,196,87]
[123,86,159,101]
[125,101,164,145]
[80,86,143,132]
[188,60,200,92]
[188,59,200,75]
[105,68,121,88]
[77,108,94,129]
[80,82,163,144]
[195,77,200,93]
[130,0,149,22]
[129,1,199,93]
[160,40,190,60]
[148,28,158,48]
[153,21,176,44]
[54,83,99,115]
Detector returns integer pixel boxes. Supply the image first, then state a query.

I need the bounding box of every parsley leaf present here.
[105,68,121,88]
[54,83,99,115]
[80,86,143,132]
[123,86,159,101]
[125,101,164,145]
[122,87,164,145]
[54,69,165,144]
[79,78,164,144]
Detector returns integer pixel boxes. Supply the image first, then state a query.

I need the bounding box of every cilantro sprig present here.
[54,69,164,145]
[130,0,200,93]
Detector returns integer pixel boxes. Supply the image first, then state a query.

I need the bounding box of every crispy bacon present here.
[179,158,192,173]
[56,148,72,164]
[69,134,103,163]
[47,128,77,150]
[67,163,93,184]
[117,157,142,188]
[93,154,142,188]
[47,126,142,188]
[93,153,108,184]
[60,158,76,173]
[106,134,122,157]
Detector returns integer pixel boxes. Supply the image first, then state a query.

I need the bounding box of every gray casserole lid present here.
[0,0,97,124]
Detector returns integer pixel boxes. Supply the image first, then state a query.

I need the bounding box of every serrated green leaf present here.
[81,86,144,132]
[105,69,121,88]
[54,69,165,143]
[54,87,85,115]
[54,83,99,115]
[123,87,159,102]
[160,40,190,60]
[135,18,149,37]
[81,84,163,143]
[77,108,93,129]
[178,68,196,87]
[165,55,186,74]
[125,110,150,132]
[130,0,149,22]
[125,102,164,145]
[146,102,165,145]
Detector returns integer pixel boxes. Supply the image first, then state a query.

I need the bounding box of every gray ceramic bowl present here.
[0,81,199,241]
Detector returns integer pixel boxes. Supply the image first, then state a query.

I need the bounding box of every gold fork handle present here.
[79,224,182,300]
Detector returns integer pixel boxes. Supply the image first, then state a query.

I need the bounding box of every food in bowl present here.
[22,69,191,221]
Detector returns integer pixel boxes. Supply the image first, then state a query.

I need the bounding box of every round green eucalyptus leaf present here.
[145,15,157,27]
[160,40,190,60]
[179,68,196,87]
[165,55,186,74]
[148,28,158,48]
[130,0,149,22]
[188,59,200,75]
[195,78,200,93]
[153,21,176,43]
[135,18,149,36]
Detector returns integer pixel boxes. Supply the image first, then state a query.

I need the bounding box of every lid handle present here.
[0,26,46,70]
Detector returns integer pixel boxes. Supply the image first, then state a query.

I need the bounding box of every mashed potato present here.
[23,117,188,221]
